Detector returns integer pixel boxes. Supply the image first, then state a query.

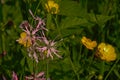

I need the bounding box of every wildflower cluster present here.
[17,10,61,63]
[81,36,117,62]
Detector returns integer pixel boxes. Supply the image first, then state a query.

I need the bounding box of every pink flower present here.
[25,72,46,80]
[17,10,47,62]
[12,71,18,80]
[2,75,7,80]
[2,71,18,80]
[36,37,62,59]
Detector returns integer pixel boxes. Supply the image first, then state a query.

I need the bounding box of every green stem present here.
[101,61,105,76]
[104,59,119,80]
[46,59,49,80]
[33,59,37,74]
[54,15,62,38]
[33,59,35,73]
[78,44,82,61]
[31,0,42,25]
[0,1,3,22]
[69,56,80,80]
[46,13,52,31]
[1,33,5,52]
[34,0,42,16]
[88,50,95,69]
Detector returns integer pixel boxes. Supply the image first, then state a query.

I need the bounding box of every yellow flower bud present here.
[81,36,97,50]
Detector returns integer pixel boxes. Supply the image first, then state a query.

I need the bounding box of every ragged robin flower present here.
[81,36,97,50]
[25,71,46,80]
[36,37,62,59]
[17,32,32,47]
[96,43,116,62]
[16,10,46,62]
[45,0,59,14]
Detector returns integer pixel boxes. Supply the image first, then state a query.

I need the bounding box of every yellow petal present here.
[96,43,117,62]
[81,36,97,50]
[45,0,59,14]
[17,32,32,47]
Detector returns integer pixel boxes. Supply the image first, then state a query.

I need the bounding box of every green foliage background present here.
[0,0,120,80]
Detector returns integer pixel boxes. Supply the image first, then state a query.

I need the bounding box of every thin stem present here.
[54,15,62,39]
[78,44,82,63]
[101,61,105,76]
[31,0,42,25]
[104,59,119,80]
[69,56,80,80]
[0,1,3,22]
[33,58,37,74]
[34,0,42,16]
[46,59,49,80]
[33,59,35,73]
[1,33,5,52]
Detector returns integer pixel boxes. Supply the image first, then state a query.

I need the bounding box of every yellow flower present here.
[45,0,59,14]
[17,32,32,47]
[81,36,97,50]
[96,43,116,62]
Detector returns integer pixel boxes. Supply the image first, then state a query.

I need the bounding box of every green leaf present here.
[61,17,94,28]
[86,13,114,25]
[59,0,86,17]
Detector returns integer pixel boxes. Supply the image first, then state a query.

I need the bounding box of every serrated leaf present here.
[87,13,114,25]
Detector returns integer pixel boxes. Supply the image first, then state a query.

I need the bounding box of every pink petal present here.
[36,72,44,78]
[43,37,49,45]
[33,52,38,63]
[51,48,62,58]
[50,41,55,46]
[47,49,53,59]
[2,75,7,80]
[12,71,18,80]
[25,76,34,80]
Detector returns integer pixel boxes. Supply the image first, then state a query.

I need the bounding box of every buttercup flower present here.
[17,32,32,47]
[81,36,97,50]
[96,43,116,62]
[45,0,59,14]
